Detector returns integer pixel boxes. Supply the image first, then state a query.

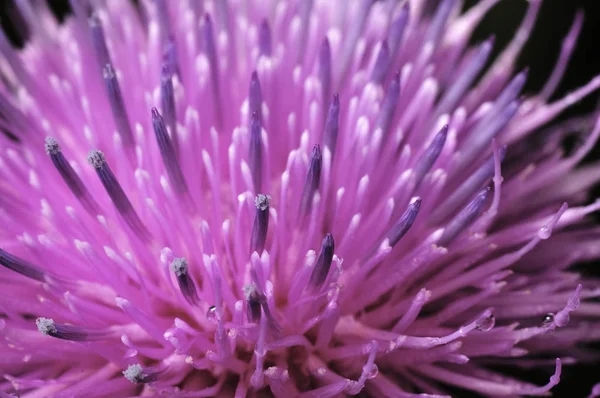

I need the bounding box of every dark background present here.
[1,0,599,396]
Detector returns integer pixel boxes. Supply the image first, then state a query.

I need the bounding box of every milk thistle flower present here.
[1,0,600,396]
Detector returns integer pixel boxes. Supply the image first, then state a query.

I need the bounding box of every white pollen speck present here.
[135,123,144,140]
[41,199,52,219]
[38,234,51,247]
[293,66,302,85]
[235,300,243,312]
[49,75,60,93]
[97,215,107,228]
[41,119,51,133]
[83,125,93,144]
[160,176,170,193]
[29,170,40,189]
[65,206,76,218]
[149,21,159,41]
[21,232,34,247]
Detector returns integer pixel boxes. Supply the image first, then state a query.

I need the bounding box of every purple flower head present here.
[1,1,600,397]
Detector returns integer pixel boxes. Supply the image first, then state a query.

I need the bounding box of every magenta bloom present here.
[2,0,600,397]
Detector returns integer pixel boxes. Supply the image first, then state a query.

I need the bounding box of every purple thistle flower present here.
[1,1,600,397]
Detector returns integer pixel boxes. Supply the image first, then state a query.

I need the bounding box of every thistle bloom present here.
[2,0,600,396]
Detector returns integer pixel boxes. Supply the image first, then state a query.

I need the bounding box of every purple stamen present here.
[425,0,456,46]
[438,186,491,247]
[385,197,422,247]
[299,145,322,216]
[36,317,107,341]
[371,40,390,85]
[413,125,448,187]
[160,64,179,159]
[163,38,181,79]
[45,137,101,215]
[458,100,519,173]
[322,94,340,159]
[376,72,400,142]
[88,14,111,70]
[249,71,263,122]
[430,146,506,224]
[170,257,199,305]
[103,64,136,161]
[436,38,494,117]
[493,69,529,111]
[87,150,150,241]
[248,112,263,192]
[388,4,410,61]
[308,233,335,289]
[0,248,47,282]
[244,284,264,323]
[250,194,270,255]
[151,108,190,196]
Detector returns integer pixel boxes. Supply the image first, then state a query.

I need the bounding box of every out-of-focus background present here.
[1,0,600,396]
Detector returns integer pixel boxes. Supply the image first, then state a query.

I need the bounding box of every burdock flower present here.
[1,0,600,396]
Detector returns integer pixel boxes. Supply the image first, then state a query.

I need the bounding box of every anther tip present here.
[255,194,271,211]
[170,257,188,276]
[44,137,60,155]
[243,283,260,299]
[323,232,334,247]
[123,364,145,383]
[36,317,56,335]
[151,107,161,119]
[410,196,422,208]
[87,150,106,168]
[311,144,322,158]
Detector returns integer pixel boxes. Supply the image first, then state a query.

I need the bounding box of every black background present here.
[1,0,599,396]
